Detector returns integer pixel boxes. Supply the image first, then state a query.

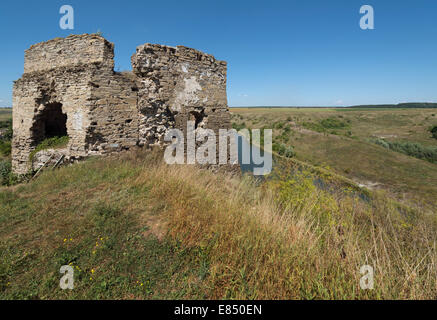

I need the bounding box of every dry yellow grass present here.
[127,151,437,299]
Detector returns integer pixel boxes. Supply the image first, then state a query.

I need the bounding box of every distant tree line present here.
[349,103,437,109]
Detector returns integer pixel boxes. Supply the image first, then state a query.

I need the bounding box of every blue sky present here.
[0,0,436,107]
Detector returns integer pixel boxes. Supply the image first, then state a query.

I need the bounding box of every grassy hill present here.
[1,149,437,299]
[232,107,437,210]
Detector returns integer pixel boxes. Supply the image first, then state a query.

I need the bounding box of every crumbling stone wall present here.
[12,34,123,174]
[86,69,139,155]
[131,44,230,147]
[24,35,115,73]
[13,64,95,173]
[12,34,231,174]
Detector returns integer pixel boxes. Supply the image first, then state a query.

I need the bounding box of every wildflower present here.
[91,269,95,274]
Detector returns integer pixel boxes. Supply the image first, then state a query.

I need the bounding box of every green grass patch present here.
[302,117,349,133]
[0,153,211,299]
[29,136,69,162]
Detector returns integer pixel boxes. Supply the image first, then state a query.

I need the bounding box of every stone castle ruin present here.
[12,34,231,174]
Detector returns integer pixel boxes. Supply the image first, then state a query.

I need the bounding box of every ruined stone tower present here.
[12,34,231,174]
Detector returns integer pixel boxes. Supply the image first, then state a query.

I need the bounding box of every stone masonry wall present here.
[24,34,114,73]
[131,44,230,148]
[12,34,231,174]
[12,65,94,173]
[12,35,120,174]
[85,70,139,154]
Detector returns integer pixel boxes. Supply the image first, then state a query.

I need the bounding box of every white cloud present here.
[335,99,344,105]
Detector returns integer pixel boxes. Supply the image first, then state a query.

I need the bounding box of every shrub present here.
[0,119,12,156]
[0,160,11,186]
[320,118,348,129]
[283,125,291,133]
[232,122,246,132]
[371,138,437,163]
[273,143,295,158]
[0,119,11,129]
[301,122,325,133]
[373,138,390,149]
[275,121,284,129]
[283,146,296,158]
[0,119,12,141]
[272,143,285,155]
[430,126,437,139]
[0,140,11,156]
[301,118,349,134]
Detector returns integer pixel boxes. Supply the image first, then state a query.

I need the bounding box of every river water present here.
[237,134,273,176]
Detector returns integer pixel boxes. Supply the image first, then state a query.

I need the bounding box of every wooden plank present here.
[30,153,55,181]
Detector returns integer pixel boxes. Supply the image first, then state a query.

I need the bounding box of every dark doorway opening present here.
[31,102,67,145]
[44,102,67,137]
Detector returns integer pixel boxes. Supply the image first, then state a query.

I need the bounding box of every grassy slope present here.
[232,107,437,145]
[231,108,437,209]
[1,150,437,299]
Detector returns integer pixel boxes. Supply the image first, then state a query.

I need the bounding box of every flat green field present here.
[231,107,437,210]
